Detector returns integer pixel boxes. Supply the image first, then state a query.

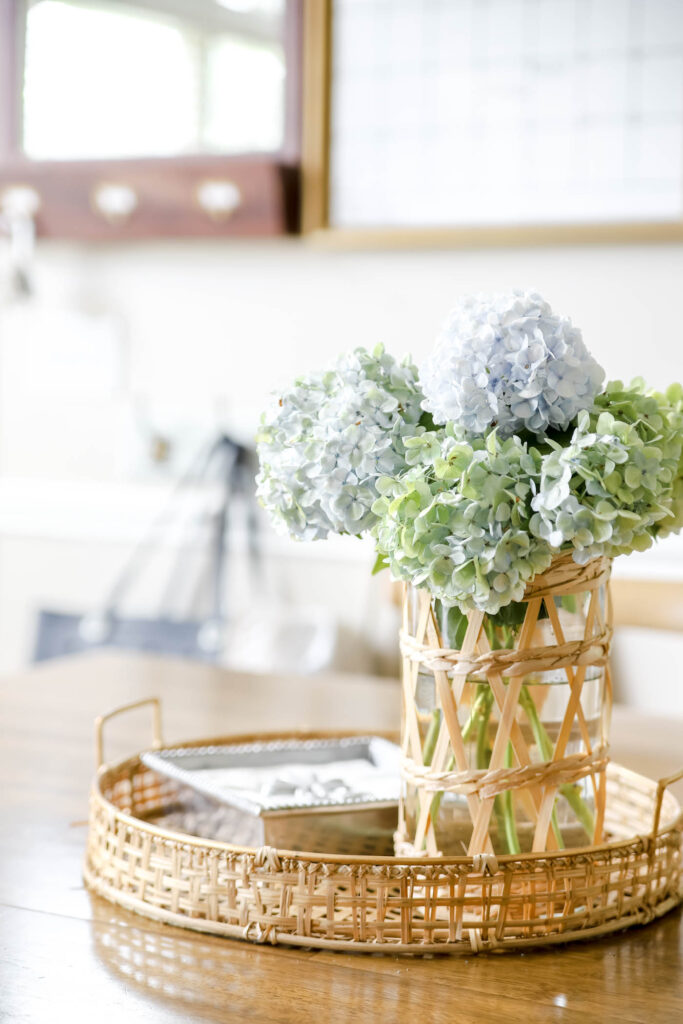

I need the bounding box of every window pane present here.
[21,0,286,160]
[203,36,284,153]
[23,1,199,159]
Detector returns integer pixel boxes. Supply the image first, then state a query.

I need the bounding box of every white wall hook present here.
[92,183,138,224]
[195,179,242,221]
[0,185,41,220]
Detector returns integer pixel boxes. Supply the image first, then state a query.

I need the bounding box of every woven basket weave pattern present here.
[84,743,682,954]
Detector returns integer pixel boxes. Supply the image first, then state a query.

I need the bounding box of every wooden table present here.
[1,653,682,1024]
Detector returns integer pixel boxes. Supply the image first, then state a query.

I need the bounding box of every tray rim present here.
[93,726,683,866]
[86,701,683,954]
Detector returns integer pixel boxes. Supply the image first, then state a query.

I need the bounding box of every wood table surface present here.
[1,652,682,1024]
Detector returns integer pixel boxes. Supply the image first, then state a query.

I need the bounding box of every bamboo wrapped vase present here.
[396,553,613,857]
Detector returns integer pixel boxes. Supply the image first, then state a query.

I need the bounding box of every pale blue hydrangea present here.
[420,289,604,437]
[256,346,423,539]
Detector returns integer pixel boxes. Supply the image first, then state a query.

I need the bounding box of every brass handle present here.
[94,697,163,771]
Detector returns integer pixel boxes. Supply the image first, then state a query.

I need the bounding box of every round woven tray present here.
[84,699,683,955]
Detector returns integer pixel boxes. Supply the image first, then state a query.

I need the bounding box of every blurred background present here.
[0,0,681,711]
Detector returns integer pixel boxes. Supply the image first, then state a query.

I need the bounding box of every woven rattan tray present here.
[84,698,683,955]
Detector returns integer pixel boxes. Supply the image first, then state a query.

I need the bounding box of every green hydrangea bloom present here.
[531,380,683,562]
[372,379,683,612]
[601,380,683,542]
[372,425,553,614]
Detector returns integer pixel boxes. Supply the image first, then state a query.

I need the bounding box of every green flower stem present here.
[425,685,489,839]
[423,684,525,855]
[501,741,521,854]
[519,686,563,847]
[493,625,522,853]
[520,686,553,761]
[415,612,595,853]
[477,689,508,851]
[415,708,441,851]
[476,689,520,855]
[476,687,493,769]
[422,708,441,767]
[559,783,595,839]
[420,680,592,855]
[463,686,490,744]
[519,686,593,845]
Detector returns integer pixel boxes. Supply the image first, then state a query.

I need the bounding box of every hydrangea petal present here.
[420,289,604,437]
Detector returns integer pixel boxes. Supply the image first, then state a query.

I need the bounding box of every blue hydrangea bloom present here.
[420,289,604,437]
[256,346,423,540]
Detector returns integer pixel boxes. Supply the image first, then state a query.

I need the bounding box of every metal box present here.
[142,735,400,855]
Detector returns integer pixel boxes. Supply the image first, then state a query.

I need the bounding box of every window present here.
[0,0,301,239]
[22,0,286,160]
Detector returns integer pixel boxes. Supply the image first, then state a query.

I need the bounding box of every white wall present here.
[72,238,683,386]
[0,237,682,696]
[11,237,683,435]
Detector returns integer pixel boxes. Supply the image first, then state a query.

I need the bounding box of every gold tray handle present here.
[652,767,683,837]
[95,697,163,771]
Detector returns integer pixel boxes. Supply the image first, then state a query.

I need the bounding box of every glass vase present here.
[396,555,612,857]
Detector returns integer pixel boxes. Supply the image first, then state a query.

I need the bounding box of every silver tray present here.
[141,735,400,855]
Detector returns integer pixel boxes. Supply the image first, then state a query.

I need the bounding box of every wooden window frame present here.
[0,0,302,239]
[301,0,683,249]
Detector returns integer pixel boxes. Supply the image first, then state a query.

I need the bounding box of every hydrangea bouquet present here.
[257,289,683,855]
[258,290,682,607]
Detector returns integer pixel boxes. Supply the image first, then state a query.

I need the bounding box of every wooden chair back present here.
[611,579,683,632]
